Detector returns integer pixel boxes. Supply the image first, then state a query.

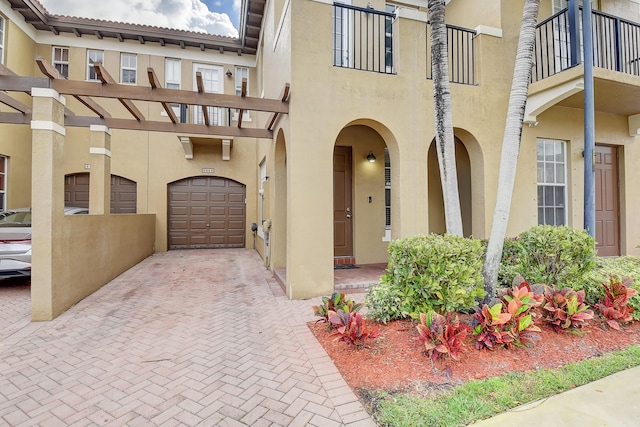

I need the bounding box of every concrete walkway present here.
[473,366,640,427]
[0,249,376,426]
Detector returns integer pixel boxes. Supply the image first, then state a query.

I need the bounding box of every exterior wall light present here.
[226,69,233,78]
[366,151,376,162]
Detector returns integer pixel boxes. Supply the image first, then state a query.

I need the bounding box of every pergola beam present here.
[0,76,289,113]
[147,67,178,124]
[266,83,290,131]
[0,92,31,114]
[65,116,272,138]
[195,71,210,126]
[35,57,110,119]
[94,64,145,121]
[237,78,247,128]
[0,60,289,140]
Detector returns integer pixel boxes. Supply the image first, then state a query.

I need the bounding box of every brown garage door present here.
[168,177,246,249]
[64,173,90,208]
[111,176,137,214]
[65,173,137,213]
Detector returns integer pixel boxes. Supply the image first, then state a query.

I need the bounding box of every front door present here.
[334,146,353,257]
[595,145,620,256]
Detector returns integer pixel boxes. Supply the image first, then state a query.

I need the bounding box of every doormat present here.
[334,264,360,270]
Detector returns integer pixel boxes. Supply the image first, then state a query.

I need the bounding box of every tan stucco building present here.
[1,0,639,319]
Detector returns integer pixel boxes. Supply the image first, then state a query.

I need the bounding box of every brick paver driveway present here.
[0,250,375,426]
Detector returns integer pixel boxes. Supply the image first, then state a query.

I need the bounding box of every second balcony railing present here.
[332,3,395,74]
[532,7,640,82]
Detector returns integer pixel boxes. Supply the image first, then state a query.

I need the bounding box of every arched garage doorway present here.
[167,176,246,249]
[64,173,137,213]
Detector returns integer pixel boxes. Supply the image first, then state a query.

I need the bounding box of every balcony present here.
[527,7,640,132]
[533,7,640,82]
[426,24,476,85]
[332,3,476,85]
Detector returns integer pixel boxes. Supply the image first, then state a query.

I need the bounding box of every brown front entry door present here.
[334,146,353,257]
[595,145,620,256]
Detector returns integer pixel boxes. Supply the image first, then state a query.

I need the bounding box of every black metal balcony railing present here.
[427,24,477,85]
[532,7,640,82]
[332,3,395,74]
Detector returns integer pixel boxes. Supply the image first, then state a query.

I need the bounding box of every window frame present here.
[192,63,224,125]
[383,147,391,241]
[258,159,267,239]
[536,138,568,226]
[384,4,396,73]
[0,155,6,211]
[233,66,250,120]
[87,50,104,81]
[165,58,183,121]
[0,16,5,65]
[120,53,137,85]
[52,46,70,78]
[332,0,354,68]
[552,0,599,14]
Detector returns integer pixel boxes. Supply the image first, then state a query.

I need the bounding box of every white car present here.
[0,207,89,278]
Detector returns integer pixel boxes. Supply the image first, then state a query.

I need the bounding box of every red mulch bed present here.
[309,313,640,393]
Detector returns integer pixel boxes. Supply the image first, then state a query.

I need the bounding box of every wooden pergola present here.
[0,58,289,139]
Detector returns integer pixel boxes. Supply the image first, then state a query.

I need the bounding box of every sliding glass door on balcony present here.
[333,0,353,68]
[332,2,395,74]
[192,64,225,126]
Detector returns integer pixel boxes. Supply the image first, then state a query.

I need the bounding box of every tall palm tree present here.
[482,0,541,302]
[429,0,463,237]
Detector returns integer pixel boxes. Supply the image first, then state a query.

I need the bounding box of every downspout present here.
[583,0,596,238]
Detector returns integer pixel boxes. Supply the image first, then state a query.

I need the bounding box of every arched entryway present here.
[428,137,473,237]
[167,176,246,249]
[272,130,287,269]
[333,123,394,265]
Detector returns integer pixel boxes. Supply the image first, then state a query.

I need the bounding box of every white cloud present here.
[39,0,239,38]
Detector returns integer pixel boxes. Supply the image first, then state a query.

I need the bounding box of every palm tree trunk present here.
[482,0,541,302]
[429,0,463,237]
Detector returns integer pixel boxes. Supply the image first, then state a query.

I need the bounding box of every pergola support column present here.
[89,125,112,214]
[30,88,66,321]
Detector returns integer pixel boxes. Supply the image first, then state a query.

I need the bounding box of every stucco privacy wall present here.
[31,214,155,320]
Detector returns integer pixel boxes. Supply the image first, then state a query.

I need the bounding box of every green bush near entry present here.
[503,225,597,289]
[366,234,485,321]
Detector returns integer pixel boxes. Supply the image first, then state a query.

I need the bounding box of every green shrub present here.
[580,256,640,304]
[370,234,485,318]
[511,225,596,288]
[364,279,409,324]
[497,237,525,288]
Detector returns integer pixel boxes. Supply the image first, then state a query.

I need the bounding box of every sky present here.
[38,0,242,38]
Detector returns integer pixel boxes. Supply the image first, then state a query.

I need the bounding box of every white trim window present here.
[385,4,396,73]
[0,155,6,210]
[384,147,391,230]
[52,47,70,78]
[165,58,182,121]
[0,16,5,65]
[192,63,224,125]
[258,159,267,238]
[120,53,137,84]
[537,138,567,226]
[87,50,104,81]
[332,0,353,67]
[552,0,598,14]
[234,66,250,120]
[383,147,391,241]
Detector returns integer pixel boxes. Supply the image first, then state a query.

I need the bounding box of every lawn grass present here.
[371,344,640,427]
